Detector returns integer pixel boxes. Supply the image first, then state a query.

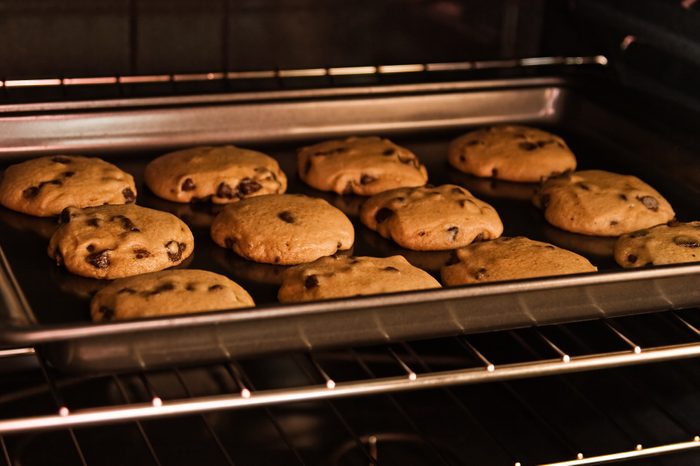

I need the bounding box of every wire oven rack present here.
[4,309,700,465]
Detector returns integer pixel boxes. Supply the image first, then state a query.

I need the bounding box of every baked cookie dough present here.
[614,221,700,267]
[533,170,675,236]
[49,204,194,279]
[211,194,354,265]
[144,145,287,204]
[441,236,597,285]
[91,269,254,321]
[448,125,576,183]
[278,255,441,303]
[297,136,428,196]
[0,155,136,217]
[360,184,503,251]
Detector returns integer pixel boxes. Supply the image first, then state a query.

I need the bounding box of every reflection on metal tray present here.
[0,77,699,373]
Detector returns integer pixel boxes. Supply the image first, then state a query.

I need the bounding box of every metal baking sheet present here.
[0,77,699,373]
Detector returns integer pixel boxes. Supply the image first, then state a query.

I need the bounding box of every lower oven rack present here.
[4,309,700,465]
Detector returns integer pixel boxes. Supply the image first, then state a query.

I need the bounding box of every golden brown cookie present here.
[144,145,287,204]
[91,269,254,321]
[297,136,428,196]
[360,184,503,251]
[448,125,576,183]
[0,155,136,217]
[278,255,441,303]
[441,236,597,285]
[210,194,354,265]
[49,204,194,279]
[614,221,700,267]
[533,170,675,236]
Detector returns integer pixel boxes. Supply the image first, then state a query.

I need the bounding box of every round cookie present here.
[211,194,354,265]
[614,221,700,268]
[297,136,428,196]
[0,155,136,217]
[91,269,254,321]
[144,145,286,204]
[360,184,503,251]
[533,170,675,236]
[49,204,194,279]
[448,125,576,183]
[278,255,441,303]
[441,236,597,285]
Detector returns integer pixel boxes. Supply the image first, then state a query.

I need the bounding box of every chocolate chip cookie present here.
[360,184,503,251]
[144,145,287,204]
[0,155,136,217]
[297,136,428,196]
[49,204,194,279]
[448,125,576,183]
[91,269,254,321]
[533,170,675,236]
[614,221,700,267]
[211,194,354,265]
[441,236,597,285]
[278,255,441,303]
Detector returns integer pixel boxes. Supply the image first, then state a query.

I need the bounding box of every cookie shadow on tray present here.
[0,206,59,239]
[540,223,618,269]
[140,189,225,230]
[359,228,453,274]
[447,170,539,202]
[295,182,366,218]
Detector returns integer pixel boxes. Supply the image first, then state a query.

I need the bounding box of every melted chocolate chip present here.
[627,254,638,264]
[217,182,234,199]
[87,218,100,227]
[112,215,139,232]
[86,250,110,269]
[118,288,137,296]
[466,140,481,146]
[459,155,466,163]
[52,156,72,164]
[278,211,295,224]
[144,282,175,297]
[122,187,135,203]
[619,194,628,201]
[383,266,399,272]
[59,208,71,224]
[418,230,426,237]
[209,284,224,291]
[610,220,619,226]
[447,226,459,240]
[224,237,235,249]
[673,236,700,248]
[181,178,196,191]
[519,142,538,151]
[133,248,151,259]
[491,168,499,178]
[186,283,197,291]
[382,148,395,156]
[304,275,319,289]
[165,241,187,262]
[629,230,649,238]
[637,195,659,212]
[375,207,394,223]
[86,244,95,252]
[577,182,591,191]
[62,171,75,178]
[99,306,114,320]
[22,186,39,198]
[474,268,487,280]
[238,178,262,196]
[274,256,281,263]
[360,174,377,185]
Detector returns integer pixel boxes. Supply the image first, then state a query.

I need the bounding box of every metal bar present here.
[387,347,418,381]
[173,369,235,466]
[535,330,571,363]
[112,376,162,466]
[538,436,700,465]
[459,337,496,372]
[224,362,251,399]
[0,347,35,359]
[139,373,163,407]
[5,341,700,434]
[0,434,10,466]
[307,353,337,389]
[603,320,642,354]
[672,311,700,337]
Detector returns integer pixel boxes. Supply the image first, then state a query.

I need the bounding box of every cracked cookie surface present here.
[49,204,194,279]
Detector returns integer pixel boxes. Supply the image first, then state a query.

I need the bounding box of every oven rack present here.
[3,308,700,465]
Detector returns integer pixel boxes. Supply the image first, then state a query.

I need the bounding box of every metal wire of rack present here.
[3,309,700,465]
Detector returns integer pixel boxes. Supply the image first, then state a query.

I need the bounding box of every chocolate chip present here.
[144,282,175,297]
[22,186,39,198]
[208,284,224,291]
[629,230,649,238]
[337,241,343,249]
[673,236,700,248]
[217,182,234,199]
[304,275,319,289]
[86,244,95,252]
[375,207,394,223]
[383,266,399,272]
[627,254,638,264]
[118,288,137,294]
[382,148,395,156]
[637,195,659,212]
[418,230,426,237]
[186,283,197,291]
[466,140,481,146]
[62,171,75,178]
[474,268,487,280]
[536,140,553,148]
[274,256,280,263]
[112,215,139,232]
[447,226,459,240]
[165,241,187,262]
[342,181,353,195]
[360,174,377,185]
[491,168,499,178]
[52,156,72,164]
[577,182,591,191]
[619,194,628,201]
[59,208,71,224]
[237,178,262,196]
[99,306,114,320]
[122,187,135,203]
[610,220,619,226]
[86,250,110,269]
[87,218,100,227]
[224,237,235,249]
[519,142,538,151]
[181,178,195,191]
[459,155,466,163]
[133,248,151,259]
[278,211,295,224]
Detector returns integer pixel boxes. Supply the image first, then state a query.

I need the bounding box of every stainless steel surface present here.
[0,78,699,373]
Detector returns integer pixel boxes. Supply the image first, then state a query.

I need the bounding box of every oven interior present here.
[2,1,700,465]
